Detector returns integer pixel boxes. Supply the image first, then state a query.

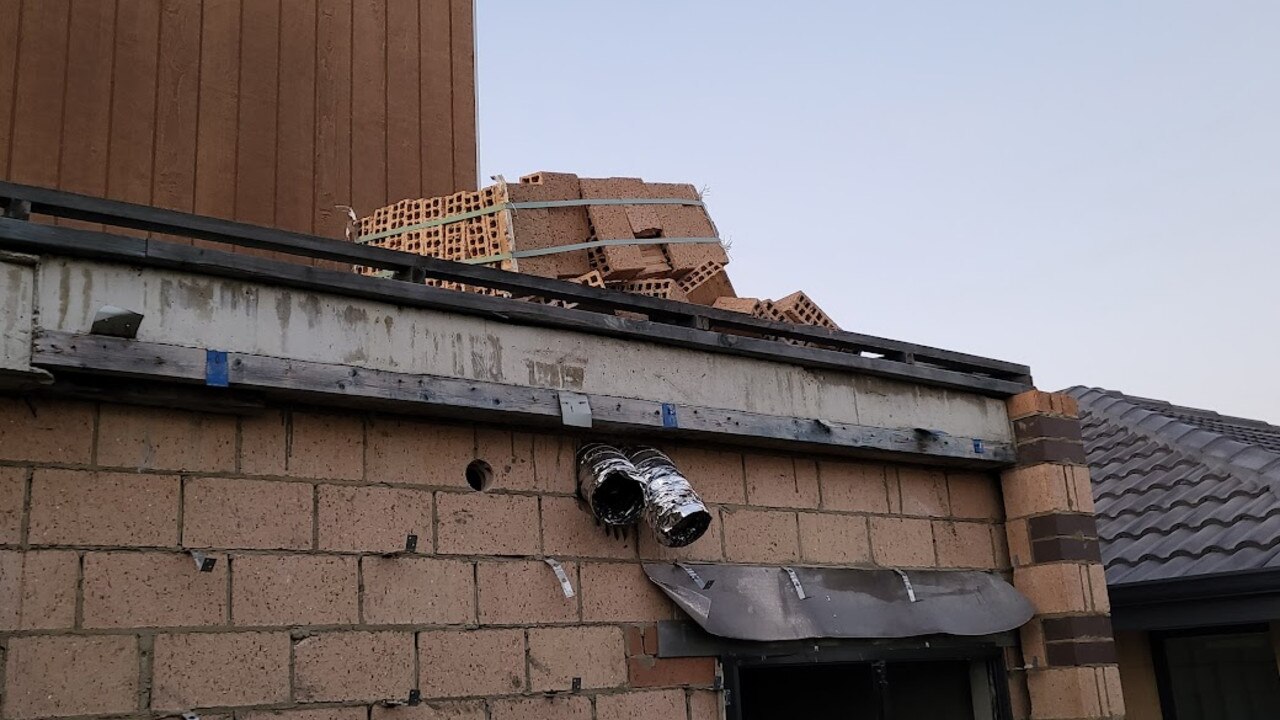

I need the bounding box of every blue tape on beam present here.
[972,439,985,454]
[661,403,678,428]
[205,350,229,387]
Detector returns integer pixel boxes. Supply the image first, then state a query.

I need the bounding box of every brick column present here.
[1001,391,1124,720]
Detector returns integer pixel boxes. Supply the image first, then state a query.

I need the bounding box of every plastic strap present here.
[894,569,918,602]
[544,558,576,598]
[356,197,705,243]
[461,236,722,266]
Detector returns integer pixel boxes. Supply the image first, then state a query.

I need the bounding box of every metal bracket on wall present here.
[558,391,593,428]
[188,551,216,573]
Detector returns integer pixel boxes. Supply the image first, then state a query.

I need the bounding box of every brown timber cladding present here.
[0,0,476,254]
[0,396,1009,719]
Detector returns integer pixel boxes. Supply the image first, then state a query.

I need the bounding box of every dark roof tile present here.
[1066,386,1280,588]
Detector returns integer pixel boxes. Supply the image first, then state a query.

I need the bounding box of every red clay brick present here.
[3,635,138,718]
[745,454,819,509]
[819,461,889,513]
[896,467,950,517]
[798,512,871,565]
[1002,464,1072,519]
[366,418,475,487]
[491,695,591,720]
[690,690,723,720]
[244,709,367,720]
[419,628,526,697]
[83,551,227,628]
[476,428,537,490]
[0,397,94,465]
[152,632,290,710]
[532,433,576,494]
[1026,666,1102,719]
[28,469,178,547]
[437,491,540,556]
[541,495,636,559]
[934,521,997,569]
[1088,563,1111,613]
[581,562,672,622]
[477,559,578,624]
[232,555,357,626]
[363,556,475,625]
[0,550,77,630]
[628,655,716,688]
[1014,564,1090,615]
[721,508,799,563]
[183,477,313,550]
[97,404,235,472]
[869,516,936,567]
[294,630,415,702]
[318,484,433,553]
[1006,517,1032,567]
[240,411,364,480]
[528,625,627,691]
[0,466,25,543]
[947,471,1003,520]
[638,505,724,562]
[664,446,745,504]
[371,703,485,720]
[597,689,687,720]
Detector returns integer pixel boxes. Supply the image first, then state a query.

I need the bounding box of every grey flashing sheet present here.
[643,563,1034,642]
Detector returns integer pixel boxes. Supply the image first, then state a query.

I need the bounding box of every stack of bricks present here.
[355,171,841,331]
[0,395,1014,720]
[1000,390,1124,720]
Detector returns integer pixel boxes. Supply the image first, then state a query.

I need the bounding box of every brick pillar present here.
[1001,390,1124,720]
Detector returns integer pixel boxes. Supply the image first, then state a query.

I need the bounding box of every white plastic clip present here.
[894,569,918,602]
[676,562,713,590]
[189,551,216,572]
[544,558,575,598]
[782,567,808,600]
[557,392,593,428]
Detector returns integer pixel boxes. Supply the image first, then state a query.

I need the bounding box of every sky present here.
[476,1,1280,423]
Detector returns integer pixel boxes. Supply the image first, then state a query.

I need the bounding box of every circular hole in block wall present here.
[466,460,493,491]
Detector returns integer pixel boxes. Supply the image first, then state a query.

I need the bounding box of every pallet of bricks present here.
[355,171,840,331]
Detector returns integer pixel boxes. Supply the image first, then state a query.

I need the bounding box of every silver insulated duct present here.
[629,447,712,548]
[575,443,647,525]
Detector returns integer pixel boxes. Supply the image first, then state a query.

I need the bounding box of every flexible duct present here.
[575,443,647,525]
[629,447,712,548]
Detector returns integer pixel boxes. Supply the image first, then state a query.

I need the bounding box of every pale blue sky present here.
[477,2,1280,422]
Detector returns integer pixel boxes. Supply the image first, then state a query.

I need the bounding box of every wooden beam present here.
[0,218,1030,396]
[0,180,1032,383]
[32,331,1016,467]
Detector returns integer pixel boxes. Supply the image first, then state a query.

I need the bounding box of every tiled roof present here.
[1066,387,1280,587]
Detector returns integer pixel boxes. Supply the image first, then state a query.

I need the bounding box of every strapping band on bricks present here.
[356,196,706,244]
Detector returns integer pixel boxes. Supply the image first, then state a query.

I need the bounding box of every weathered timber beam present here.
[31,331,1016,467]
[0,185,1032,382]
[0,219,1029,395]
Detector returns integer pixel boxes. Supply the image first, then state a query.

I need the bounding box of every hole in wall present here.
[465,460,493,491]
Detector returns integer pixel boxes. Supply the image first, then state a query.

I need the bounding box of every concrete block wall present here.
[0,396,1010,720]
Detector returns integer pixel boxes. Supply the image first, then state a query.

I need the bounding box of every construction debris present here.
[355,171,839,331]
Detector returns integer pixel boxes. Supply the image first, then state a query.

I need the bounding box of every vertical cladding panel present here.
[449,0,475,190]
[385,0,422,202]
[194,0,242,220]
[420,0,453,198]
[8,0,70,188]
[275,0,318,235]
[351,0,387,218]
[234,0,281,231]
[1,0,474,243]
[314,0,353,241]
[107,0,161,214]
[0,0,18,178]
[153,0,203,246]
[58,0,116,219]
